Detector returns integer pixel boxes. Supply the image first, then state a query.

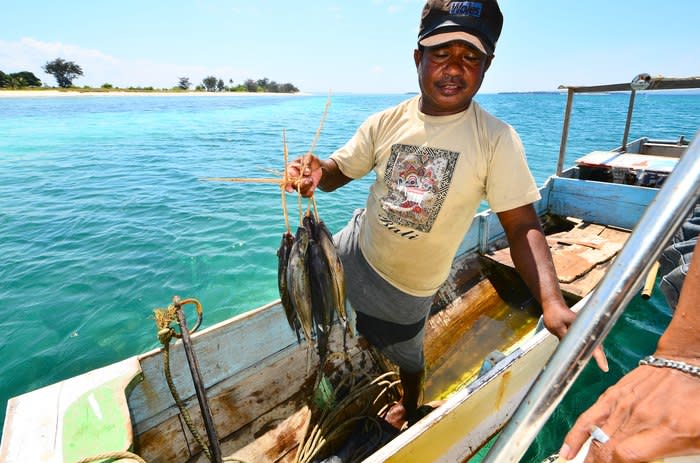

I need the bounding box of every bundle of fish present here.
[277,212,348,364]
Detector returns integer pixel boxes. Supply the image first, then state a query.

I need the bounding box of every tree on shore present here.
[0,70,42,88]
[280,83,299,93]
[256,78,270,90]
[13,71,42,87]
[43,58,83,88]
[244,78,258,92]
[177,77,191,90]
[202,75,218,92]
[187,75,298,93]
[239,77,298,93]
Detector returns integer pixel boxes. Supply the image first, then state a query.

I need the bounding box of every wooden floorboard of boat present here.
[483,221,630,300]
[215,267,539,462]
[134,224,604,462]
[135,328,387,462]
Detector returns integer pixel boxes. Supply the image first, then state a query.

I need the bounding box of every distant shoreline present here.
[0,89,309,98]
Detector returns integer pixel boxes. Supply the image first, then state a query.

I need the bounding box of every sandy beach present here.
[0,90,307,98]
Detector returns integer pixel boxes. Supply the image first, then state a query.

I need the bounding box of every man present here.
[287,0,607,430]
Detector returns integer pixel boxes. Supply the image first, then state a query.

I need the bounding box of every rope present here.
[295,370,401,463]
[74,451,147,463]
[154,306,214,462]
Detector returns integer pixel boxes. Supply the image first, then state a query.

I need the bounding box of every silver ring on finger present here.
[589,425,610,444]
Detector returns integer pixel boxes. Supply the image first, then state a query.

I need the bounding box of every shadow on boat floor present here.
[316,417,399,463]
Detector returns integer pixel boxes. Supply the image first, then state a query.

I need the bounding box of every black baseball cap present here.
[418,0,503,55]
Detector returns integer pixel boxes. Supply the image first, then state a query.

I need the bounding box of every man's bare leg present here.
[384,367,424,430]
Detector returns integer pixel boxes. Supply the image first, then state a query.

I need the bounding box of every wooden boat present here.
[1,74,697,463]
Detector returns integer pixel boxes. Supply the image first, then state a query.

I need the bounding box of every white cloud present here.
[0,38,250,89]
[0,38,117,83]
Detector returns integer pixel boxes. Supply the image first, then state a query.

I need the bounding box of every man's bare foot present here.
[407,400,446,426]
[383,402,409,430]
[383,400,446,430]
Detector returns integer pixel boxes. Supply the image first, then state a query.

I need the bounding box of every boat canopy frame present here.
[555,74,700,175]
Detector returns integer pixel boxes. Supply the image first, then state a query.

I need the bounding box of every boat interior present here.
[105,210,638,463]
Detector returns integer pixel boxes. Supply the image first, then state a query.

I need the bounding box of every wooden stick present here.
[282,130,291,233]
[298,91,332,178]
[641,261,660,299]
[297,190,303,227]
[200,177,283,184]
[311,195,319,222]
[309,91,332,155]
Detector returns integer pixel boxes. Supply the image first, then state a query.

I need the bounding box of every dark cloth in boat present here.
[334,208,432,373]
[659,204,699,310]
[660,262,691,311]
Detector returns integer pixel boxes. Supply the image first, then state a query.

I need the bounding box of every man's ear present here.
[414,48,422,68]
[484,54,494,72]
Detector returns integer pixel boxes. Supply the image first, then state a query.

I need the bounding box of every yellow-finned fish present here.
[315,220,348,331]
[277,231,300,342]
[304,214,335,363]
[286,226,314,346]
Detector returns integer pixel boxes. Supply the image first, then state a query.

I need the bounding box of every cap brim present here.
[419,31,487,54]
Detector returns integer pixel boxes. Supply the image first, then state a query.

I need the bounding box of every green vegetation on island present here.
[0,70,42,89]
[1,57,300,94]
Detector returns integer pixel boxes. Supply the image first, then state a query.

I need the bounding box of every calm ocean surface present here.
[1,91,698,461]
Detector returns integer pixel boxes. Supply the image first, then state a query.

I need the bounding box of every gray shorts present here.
[334,209,434,373]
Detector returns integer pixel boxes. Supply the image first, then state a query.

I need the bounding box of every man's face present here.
[414,40,492,116]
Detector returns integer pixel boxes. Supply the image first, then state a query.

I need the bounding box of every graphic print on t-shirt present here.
[380,144,459,233]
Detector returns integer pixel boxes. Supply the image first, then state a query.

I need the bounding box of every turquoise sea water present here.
[1,91,698,461]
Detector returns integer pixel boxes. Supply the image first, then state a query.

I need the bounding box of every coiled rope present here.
[74,451,147,463]
[296,370,401,463]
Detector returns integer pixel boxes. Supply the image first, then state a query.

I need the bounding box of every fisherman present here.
[285,0,607,430]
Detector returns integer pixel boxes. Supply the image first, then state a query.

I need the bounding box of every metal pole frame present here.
[482,130,700,463]
[621,89,637,151]
[556,88,574,176]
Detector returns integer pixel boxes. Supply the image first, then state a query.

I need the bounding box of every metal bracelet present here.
[639,355,700,378]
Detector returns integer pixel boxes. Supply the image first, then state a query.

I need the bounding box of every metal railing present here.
[555,74,700,175]
[482,129,700,463]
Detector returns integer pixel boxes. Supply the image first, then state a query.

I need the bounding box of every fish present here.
[277,231,301,342]
[307,233,335,362]
[314,220,348,331]
[304,214,336,362]
[302,210,317,237]
[286,226,314,346]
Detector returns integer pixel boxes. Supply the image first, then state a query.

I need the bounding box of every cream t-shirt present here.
[331,96,541,296]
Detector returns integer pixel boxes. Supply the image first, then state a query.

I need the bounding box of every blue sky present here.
[1,0,698,93]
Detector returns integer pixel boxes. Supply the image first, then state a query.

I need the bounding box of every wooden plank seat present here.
[482,220,630,300]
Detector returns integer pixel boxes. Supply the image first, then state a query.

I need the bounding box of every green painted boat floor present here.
[62,373,142,462]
